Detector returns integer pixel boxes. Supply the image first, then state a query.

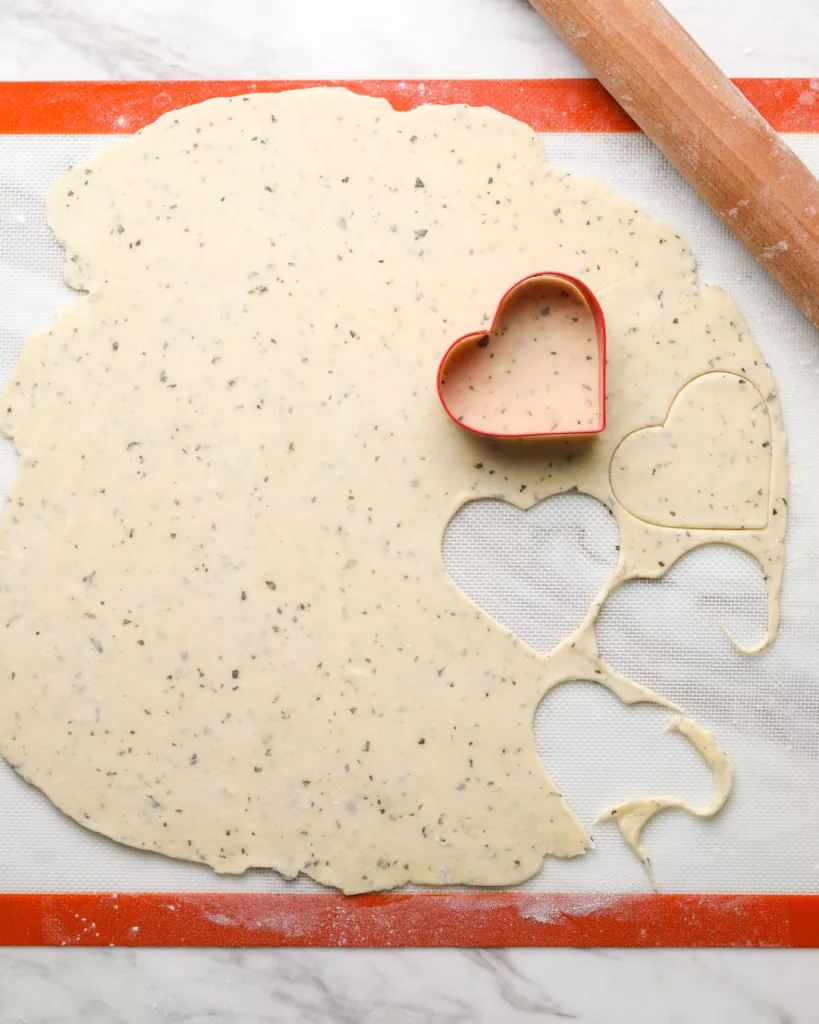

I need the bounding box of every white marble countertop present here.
[1,1,819,1022]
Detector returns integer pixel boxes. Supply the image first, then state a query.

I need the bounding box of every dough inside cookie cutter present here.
[437,272,606,439]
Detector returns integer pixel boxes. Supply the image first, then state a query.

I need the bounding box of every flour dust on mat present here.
[0,89,786,893]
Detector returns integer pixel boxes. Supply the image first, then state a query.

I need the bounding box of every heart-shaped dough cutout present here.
[437,273,605,437]
[610,371,772,530]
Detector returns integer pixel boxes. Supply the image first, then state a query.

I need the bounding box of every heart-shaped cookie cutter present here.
[437,272,606,439]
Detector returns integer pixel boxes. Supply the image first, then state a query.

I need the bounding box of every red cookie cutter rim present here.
[436,271,607,439]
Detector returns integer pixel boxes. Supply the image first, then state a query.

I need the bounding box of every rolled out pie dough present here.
[0,89,786,893]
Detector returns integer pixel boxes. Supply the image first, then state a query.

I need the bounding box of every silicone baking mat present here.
[0,80,818,947]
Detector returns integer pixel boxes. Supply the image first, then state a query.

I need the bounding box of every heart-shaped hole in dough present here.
[437,273,606,438]
[443,491,618,653]
[597,542,767,674]
[610,371,772,530]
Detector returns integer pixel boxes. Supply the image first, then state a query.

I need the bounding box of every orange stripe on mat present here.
[0,79,817,134]
[2,893,818,947]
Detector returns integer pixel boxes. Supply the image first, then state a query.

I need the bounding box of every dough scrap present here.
[599,715,733,884]
[0,89,787,892]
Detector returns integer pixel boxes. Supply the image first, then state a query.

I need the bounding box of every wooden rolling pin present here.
[528,0,819,330]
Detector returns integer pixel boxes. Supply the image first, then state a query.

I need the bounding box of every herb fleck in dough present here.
[0,89,786,893]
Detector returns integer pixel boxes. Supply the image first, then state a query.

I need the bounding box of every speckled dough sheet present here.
[0,89,787,894]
